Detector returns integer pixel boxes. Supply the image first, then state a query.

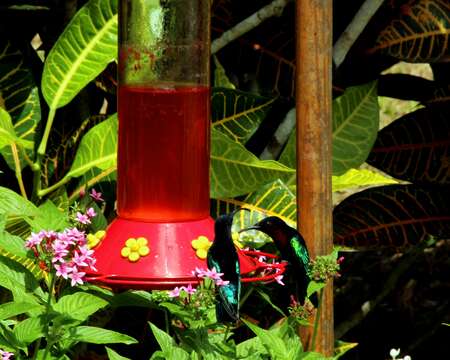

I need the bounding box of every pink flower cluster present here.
[0,349,13,360]
[25,228,96,286]
[192,267,230,286]
[75,207,96,225]
[168,284,196,298]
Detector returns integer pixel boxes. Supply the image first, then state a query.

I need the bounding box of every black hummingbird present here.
[207,211,241,323]
[242,216,312,306]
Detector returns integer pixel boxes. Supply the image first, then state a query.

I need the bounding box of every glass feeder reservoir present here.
[85,0,276,289]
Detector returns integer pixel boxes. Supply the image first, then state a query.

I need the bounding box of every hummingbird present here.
[207,211,241,323]
[242,216,312,306]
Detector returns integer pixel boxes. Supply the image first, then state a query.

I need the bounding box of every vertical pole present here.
[296,0,333,356]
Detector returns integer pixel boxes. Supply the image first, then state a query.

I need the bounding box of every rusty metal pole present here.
[296,0,333,356]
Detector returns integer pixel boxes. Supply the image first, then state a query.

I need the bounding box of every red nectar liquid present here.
[117,86,210,222]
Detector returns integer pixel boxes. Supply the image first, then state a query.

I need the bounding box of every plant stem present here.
[239,285,254,307]
[211,0,291,54]
[223,324,231,342]
[310,289,324,351]
[41,273,57,360]
[164,309,170,335]
[10,143,28,199]
[32,107,56,200]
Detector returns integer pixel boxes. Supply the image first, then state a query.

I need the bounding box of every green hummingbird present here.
[207,212,241,323]
[243,216,312,305]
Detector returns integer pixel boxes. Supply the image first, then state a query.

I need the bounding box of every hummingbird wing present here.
[207,256,240,322]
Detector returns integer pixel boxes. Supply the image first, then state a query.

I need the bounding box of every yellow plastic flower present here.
[232,232,243,249]
[121,237,150,262]
[191,235,212,259]
[87,230,106,249]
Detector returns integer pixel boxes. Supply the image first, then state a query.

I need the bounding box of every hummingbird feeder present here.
[85,0,284,289]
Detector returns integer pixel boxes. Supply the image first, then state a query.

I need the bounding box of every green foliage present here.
[106,346,131,360]
[41,0,118,109]
[332,168,398,192]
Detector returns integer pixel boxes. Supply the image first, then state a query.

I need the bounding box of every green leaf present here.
[333,81,379,175]
[213,56,236,89]
[0,108,18,151]
[53,292,109,322]
[0,228,28,258]
[236,335,266,359]
[66,114,117,178]
[41,0,118,109]
[26,200,69,232]
[68,326,137,345]
[299,352,331,359]
[307,281,326,298]
[212,87,275,143]
[0,255,41,297]
[367,107,450,185]
[332,168,398,192]
[13,316,45,345]
[242,319,289,360]
[0,187,38,216]
[149,322,177,357]
[211,128,294,198]
[0,302,42,320]
[369,0,450,62]
[106,346,131,360]
[0,40,41,169]
[333,185,450,248]
[333,340,358,359]
[280,82,379,176]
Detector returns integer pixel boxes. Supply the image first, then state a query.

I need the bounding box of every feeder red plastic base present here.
[85,216,259,290]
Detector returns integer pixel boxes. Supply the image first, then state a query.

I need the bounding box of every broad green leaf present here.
[106,347,131,360]
[242,319,288,360]
[212,88,275,143]
[0,186,37,216]
[333,185,450,248]
[369,0,450,62]
[367,108,450,185]
[211,128,294,198]
[0,108,18,150]
[149,322,178,357]
[299,352,332,359]
[68,326,137,345]
[0,256,42,301]
[213,56,236,89]
[111,290,155,308]
[0,229,28,258]
[0,321,23,351]
[26,200,69,232]
[236,335,266,359]
[307,281,326,298]
[332,80,379,174]
[56,114,117,187]
[41,0,118,109]
[280,82,379,176]
[0,302,42,320]
[53,292,109,322]
[13,316,45,345]
[332,168,398,192]
[0,40,40,169]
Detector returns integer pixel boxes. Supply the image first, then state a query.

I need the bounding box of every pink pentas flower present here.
[85,256,97,272]
[215,279,230,286]
[65,228,86,245]
[54,263,73,279]
[275,275,285,286]
[168,287,182,298]
[72,251,88,267]
[86,207,96,218]
[204,267,224,281]
[76,212,91,225]
[0,349,14,360]
[90,189,104,202]
[68,268,86,286]
[183,284,196,295]
[25,232,43,248]
[192,267,207,278]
